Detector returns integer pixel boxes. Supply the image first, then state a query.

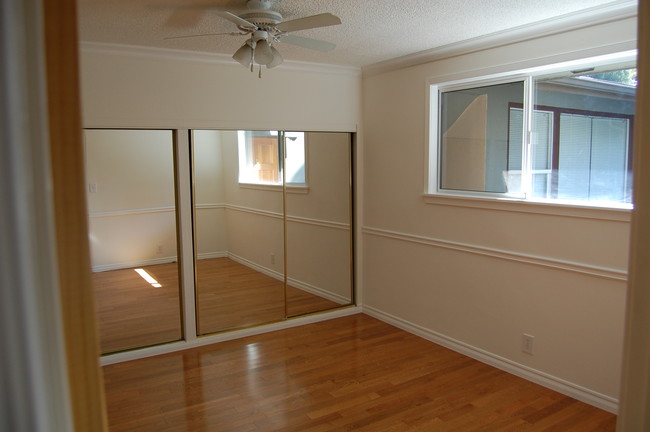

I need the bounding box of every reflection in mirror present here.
[193,130,285,334]
[285,132,353,316]
[85,129,182,354]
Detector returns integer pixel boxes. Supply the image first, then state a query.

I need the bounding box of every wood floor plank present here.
[103,314,616,431]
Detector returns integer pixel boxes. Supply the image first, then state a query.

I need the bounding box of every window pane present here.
[590,117,629,201]
[238,130,281,185]
[557,114,592,200]
[285,132,306,184]
[440,81,524,194]
[535,69,635,204]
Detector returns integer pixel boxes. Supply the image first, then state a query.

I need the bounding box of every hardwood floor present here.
[103,314,616,431]
[94,258,341,354]
[93,262,182,354]
[196,258,341,334]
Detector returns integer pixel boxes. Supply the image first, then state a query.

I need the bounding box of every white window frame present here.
[425,50,637,215]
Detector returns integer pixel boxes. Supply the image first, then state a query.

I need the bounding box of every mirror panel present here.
[285,132,353,316]
[193,130,285,334]
[85,129,182,354]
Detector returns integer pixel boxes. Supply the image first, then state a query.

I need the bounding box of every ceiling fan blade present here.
[276,13,341,33]
[214,10,258,30]
[164,32,242,40]
[281,34,336,52]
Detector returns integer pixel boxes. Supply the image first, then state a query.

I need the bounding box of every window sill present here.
[239,183,310,194]
[422,193,632,222]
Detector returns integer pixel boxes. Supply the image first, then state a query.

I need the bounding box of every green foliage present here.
[586,68,637,86]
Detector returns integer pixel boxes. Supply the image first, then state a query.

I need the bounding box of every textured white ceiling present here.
[77,0,633,68]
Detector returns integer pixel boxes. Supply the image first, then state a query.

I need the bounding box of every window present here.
[429,56,636,208]
[238,130,306,186]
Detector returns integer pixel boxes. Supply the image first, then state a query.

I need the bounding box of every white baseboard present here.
[228,252,284,281]
[362,305,619,414]
[228,252,351,305]
[287,277,350,305]
[197,251,228,260]
[92,251,228,272]
[92,256,177,272]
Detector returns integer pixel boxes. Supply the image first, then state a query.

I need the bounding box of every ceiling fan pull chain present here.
[251,43,255,72]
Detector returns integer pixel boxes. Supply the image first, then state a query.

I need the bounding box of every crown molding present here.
[362,0,638,76]
[79,41,361,77]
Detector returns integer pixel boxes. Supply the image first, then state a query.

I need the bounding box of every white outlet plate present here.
[522,334,535,355]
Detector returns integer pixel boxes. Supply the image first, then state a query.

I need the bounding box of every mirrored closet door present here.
[285,132,353,316]
[85,129,183,355]
[192,130,354,334]
[86,128,354,354]
[193,130,286,334]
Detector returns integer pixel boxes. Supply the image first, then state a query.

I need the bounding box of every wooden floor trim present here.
[100,306,362,366]
[363,305,618,413]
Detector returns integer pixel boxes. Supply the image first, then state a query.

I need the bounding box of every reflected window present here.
[237,130,306,185]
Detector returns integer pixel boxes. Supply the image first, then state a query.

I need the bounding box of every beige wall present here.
[361,16,636,411]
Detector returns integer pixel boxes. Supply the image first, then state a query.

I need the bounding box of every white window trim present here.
[424,50,637,215]
[422,193,631,222]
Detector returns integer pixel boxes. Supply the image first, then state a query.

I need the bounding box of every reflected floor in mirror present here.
[94,259,342,354]
[103,314,616,432]
[197,258,342,334]
[93,262,183,354]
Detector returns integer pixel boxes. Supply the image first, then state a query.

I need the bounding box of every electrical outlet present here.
[156,245,163,255]
[522,334,535,355]
[88,182,98,193]
[270,253,275,265]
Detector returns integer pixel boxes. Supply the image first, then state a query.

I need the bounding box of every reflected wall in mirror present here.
[85,129,182,354]
[285,132,353,316]
[193,130,285,334]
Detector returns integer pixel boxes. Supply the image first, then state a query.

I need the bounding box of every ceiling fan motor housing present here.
[239,9,283,30]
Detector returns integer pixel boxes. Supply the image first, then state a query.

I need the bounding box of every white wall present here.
[85,129,179,269]
[361,16,636,411]
[80,43,360,132]
[193,129,228,258]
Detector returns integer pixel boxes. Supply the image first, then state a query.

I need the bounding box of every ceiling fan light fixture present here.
[254,38,274,65]
[232,41,254,67]
[266,46,283,69]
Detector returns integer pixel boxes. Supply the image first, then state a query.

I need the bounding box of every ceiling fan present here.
[165,0,341,75]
